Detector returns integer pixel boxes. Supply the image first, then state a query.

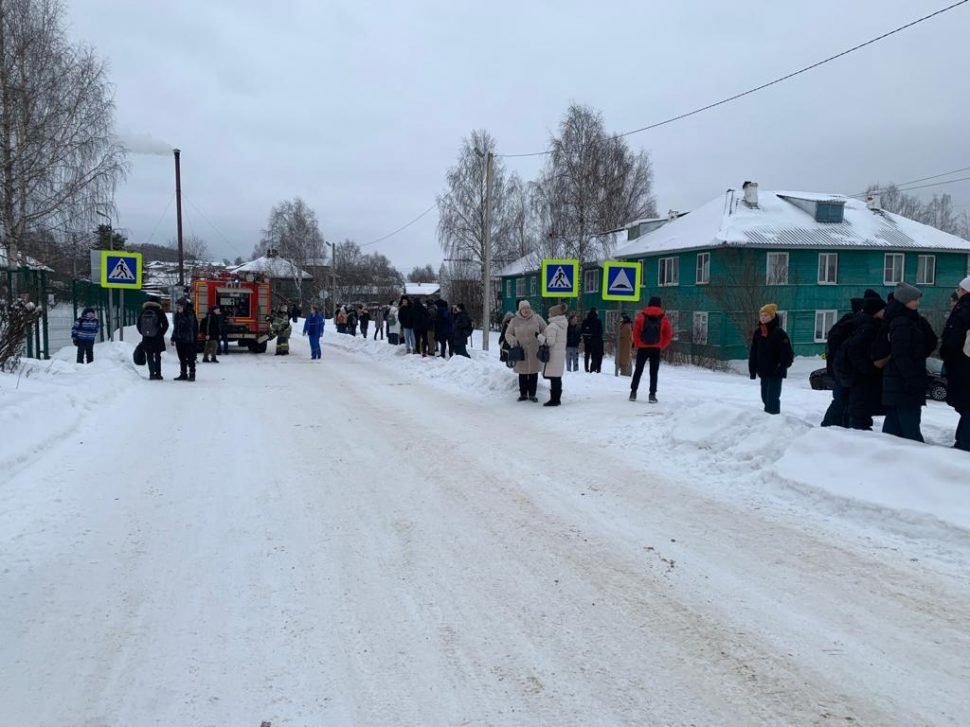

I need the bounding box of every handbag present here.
[537,343,550,363]
[132,342,147,366]
[508,344,525,363]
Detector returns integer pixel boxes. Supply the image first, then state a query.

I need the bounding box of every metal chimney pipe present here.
[174,148,185,285]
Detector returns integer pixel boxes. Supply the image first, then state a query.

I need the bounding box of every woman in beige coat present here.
[505,299,547,401]
[617,314,633,376]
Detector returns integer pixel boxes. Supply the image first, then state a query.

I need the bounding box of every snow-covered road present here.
[2,333,968,726]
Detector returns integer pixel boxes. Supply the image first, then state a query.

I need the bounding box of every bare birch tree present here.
[0,0,127,271]
[253,197,325,304]
[531,104,656,301]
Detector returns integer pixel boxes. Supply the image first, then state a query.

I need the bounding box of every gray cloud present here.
[71,0,970,268]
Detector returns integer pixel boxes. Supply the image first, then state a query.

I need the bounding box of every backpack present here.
[639,315,662,345]
[140,309,160,338]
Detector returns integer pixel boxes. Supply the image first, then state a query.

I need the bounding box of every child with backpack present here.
[71,307,100,364]
[630,296,673,403]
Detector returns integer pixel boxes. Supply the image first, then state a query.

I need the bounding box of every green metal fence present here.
[4,267,150,360]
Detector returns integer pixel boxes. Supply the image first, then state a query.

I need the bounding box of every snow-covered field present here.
[1,324,968,726]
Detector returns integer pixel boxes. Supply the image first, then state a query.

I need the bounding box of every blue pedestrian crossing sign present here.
[602,261,642,302]
[100,250,143,289]
[541,259,579,298]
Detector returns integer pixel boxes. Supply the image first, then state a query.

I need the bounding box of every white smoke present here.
[117,131,173,156]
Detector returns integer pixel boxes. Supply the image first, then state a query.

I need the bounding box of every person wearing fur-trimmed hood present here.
[538,304,568,406]
[504,299,547,401]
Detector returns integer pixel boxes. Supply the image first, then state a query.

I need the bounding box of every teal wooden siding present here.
[498,248,970,359]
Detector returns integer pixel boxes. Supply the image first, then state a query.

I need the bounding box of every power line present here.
[188,200,237,251]
[145,192,175,243]
[359,203,438,248]
[500,0,969,159]
[895,175,970,194]
[850,165,970,197]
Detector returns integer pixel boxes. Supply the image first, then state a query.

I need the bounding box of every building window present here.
[667,310,680,341]
[695,253,710,284]
[640,259,648,287]
[515,278,525,298]
[766,252,789,285]
[818,253,838,284]
[659,256,679,286]
[530,276,537,296]
[584,269,599,293]
[776,310,788,330]
[917,255,936,285]
[815,202,845,224]
[814,310,838,343]
[884,253,904,285]
[692,311,708,345]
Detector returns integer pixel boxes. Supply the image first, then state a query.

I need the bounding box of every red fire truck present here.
[192,270,274,353]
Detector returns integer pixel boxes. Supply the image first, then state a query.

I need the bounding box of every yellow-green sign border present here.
[99,250,144,290]
[540,258,580,298]
[601,260,642,301]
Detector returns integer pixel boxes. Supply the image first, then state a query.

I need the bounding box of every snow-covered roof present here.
[498,252,537,277]
[0,247,53,271]
[234,255,312,279]
[404,282,440,296]
[614,189,970,258]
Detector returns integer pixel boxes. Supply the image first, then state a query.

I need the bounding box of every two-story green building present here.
[500,184,970,361]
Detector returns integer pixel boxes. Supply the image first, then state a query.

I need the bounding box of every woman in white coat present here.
[539,304,568,406]
[386,299,401,345]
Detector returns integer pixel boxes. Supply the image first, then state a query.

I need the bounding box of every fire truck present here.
[192,270,274,353]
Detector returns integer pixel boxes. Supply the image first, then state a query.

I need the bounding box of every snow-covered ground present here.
[1,325,968,726]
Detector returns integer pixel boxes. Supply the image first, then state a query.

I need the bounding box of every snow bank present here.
[0,339,141,473]
[320,325,969,537]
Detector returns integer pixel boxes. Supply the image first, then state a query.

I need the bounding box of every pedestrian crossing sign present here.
[100,250,143,289]
[540,259,579,298]
[602,261,642,301]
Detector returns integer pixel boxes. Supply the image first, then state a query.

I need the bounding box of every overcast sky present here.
[68,0,970,272]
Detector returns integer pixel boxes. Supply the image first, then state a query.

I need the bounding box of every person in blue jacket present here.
[71,307,100,363]
[303,304,325,359]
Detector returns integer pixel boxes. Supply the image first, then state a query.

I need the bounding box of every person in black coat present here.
[940,277,970,451]
[137,299,169,380]
[820,295,868,427]
[748,304,794,415]
[434,299,454,358]
[201,305,226,363]
[580,308,604,373]
[880,283,937,442]
[170,301,200,382]
[836,295,887,430]
[413,299,431,356]
[452,303,473,358]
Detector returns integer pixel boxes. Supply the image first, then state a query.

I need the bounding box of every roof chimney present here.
[742,181,759,208]
[866,192,882,212]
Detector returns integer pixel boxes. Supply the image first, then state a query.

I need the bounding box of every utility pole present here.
[328,240,337,316]
[173,148,185,286]
[481,151,494,352]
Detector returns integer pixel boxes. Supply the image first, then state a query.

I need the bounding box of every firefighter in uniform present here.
[270,306,292,355]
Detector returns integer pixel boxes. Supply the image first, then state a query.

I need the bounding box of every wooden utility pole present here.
[481,151,493,352]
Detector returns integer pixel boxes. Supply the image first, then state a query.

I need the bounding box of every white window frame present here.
[692,311,708,345]
[766,252,789,286]
[515,278,525,298]
[916,254,936,285]
[659,256,680,287]
[814,310,838,343]
[667,310,680,341]
[583,268,599,293]
[884,253,904,285]
[695,252,710,285]
[530,276,537,296]
[817,253,838,285]
[776,310,788,330]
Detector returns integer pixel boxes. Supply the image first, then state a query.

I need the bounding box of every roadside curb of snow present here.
[0,341,141,476]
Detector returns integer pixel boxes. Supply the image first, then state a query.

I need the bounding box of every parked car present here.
[809,359,948,401]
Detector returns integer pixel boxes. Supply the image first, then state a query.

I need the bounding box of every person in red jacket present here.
[630,296,673,402]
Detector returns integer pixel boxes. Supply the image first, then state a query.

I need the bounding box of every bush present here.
[0,299,42,371]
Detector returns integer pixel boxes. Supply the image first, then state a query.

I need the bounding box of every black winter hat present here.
[863,296,887,315]
[850,297,864,313]
[863,288,881,298]
[648,296,662,307]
